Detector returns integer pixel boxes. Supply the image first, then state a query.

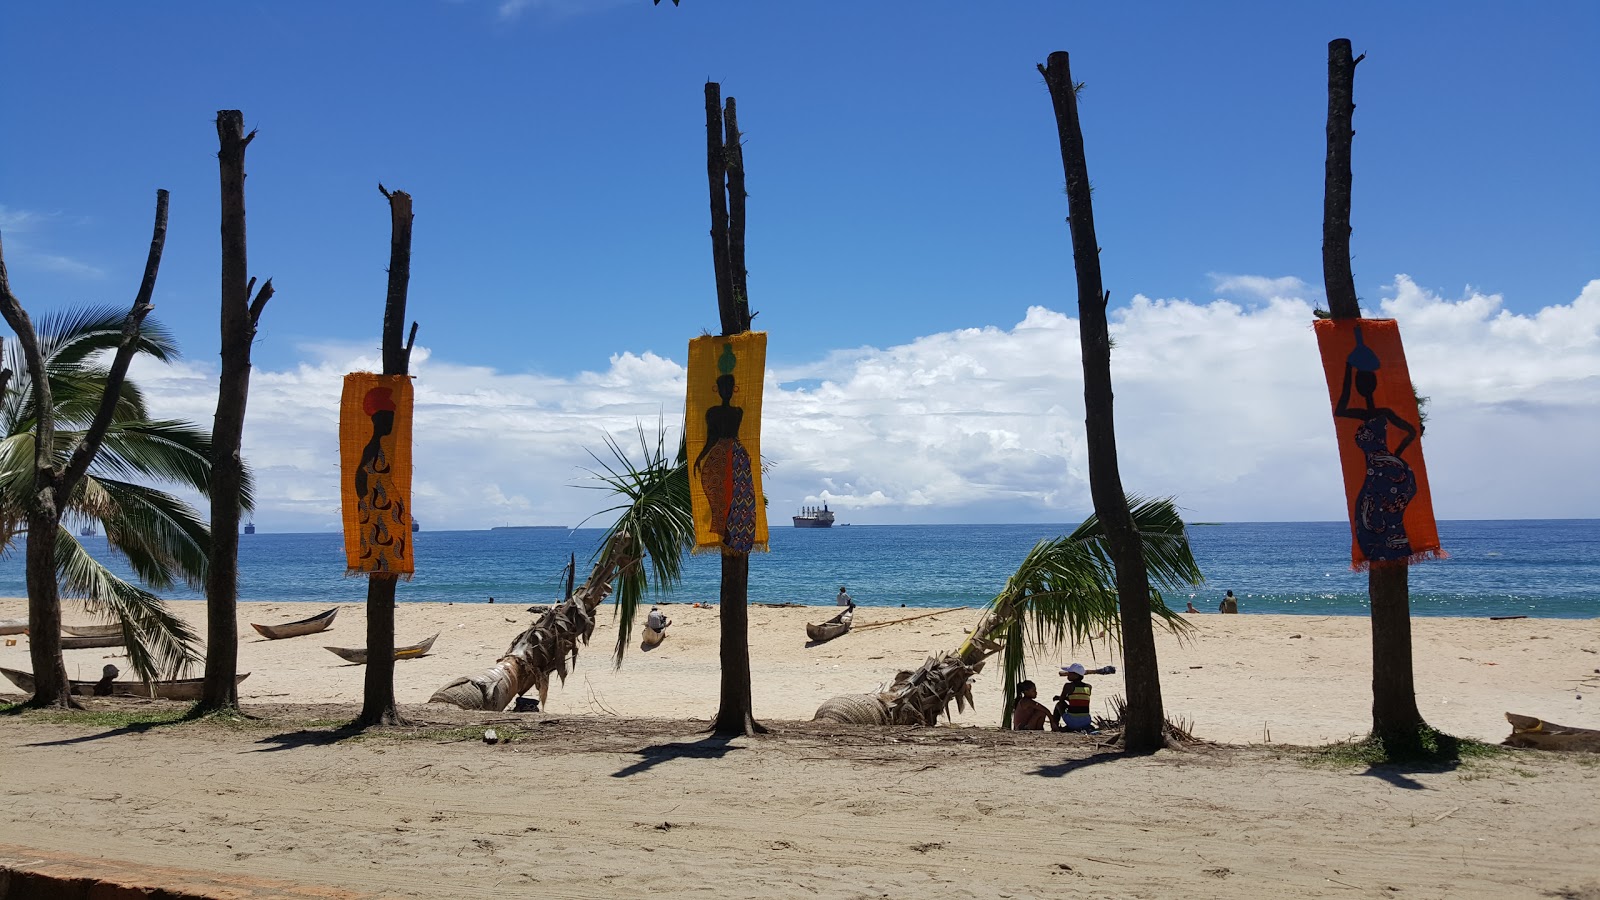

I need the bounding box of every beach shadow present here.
[1029,748,1130,778]
[611,734,742,778]
[252,724,364,752]
[24,717,187,747]
[1357,760,1458,790]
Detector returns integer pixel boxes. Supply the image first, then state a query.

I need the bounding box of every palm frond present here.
[987,496,1203,725]
[53,525,200,681]
[575,419,695,666]
[34,305,181,368]
[86,477,210,590]
[82,419,216,496]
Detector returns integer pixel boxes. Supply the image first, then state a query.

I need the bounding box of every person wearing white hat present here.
[1050,663,1094,732]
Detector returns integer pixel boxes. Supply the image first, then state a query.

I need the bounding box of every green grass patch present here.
[1303,726,1507,768]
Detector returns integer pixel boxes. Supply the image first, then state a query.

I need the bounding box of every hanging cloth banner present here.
[1313,318,1443,569]
[339,373,415,577]
[685,331,769,555]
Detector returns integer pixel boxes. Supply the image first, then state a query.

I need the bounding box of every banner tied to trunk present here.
[1314,318,1443,569]
[686,332,769,555]
[340,373,415,577]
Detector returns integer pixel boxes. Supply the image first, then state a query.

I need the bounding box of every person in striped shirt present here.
[1051,663,1095,732]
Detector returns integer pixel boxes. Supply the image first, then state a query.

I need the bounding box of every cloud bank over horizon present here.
[129,274,1600,532]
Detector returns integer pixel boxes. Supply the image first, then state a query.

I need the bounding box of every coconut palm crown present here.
[0,305,245,681]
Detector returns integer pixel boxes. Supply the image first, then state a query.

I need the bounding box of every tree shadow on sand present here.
[23,717,187,747]
[611,734,742,778]
[1356,759,1460,790]
[1028,748,1131,779]
[252,724,366,752]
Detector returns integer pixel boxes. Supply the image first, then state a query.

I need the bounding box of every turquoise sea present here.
[6,519,1597,619]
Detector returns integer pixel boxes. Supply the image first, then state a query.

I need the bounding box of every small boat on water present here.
[61,623,123,638]
[792,503,836,528]
[324,632,438,665]
[0,619,29,636]
[806,606,854,644]
[251,607,338,640]
[0,667,248,701]
[244,520,256,535]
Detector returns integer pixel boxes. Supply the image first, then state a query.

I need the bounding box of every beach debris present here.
[1289,633,1303,639]
[483,728,500,745]
[1503,712,1600,752]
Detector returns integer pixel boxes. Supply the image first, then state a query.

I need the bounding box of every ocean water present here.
[4,520,1597,619]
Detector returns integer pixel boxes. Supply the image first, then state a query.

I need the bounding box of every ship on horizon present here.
[792,503,836,528]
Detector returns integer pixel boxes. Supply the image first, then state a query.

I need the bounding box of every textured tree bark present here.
[199,110,273,714]
[357,187,417,728]
[1039,52,1166,754]
[0,191,168,708]
[704,82,765,737]
[1320,39,1426,748]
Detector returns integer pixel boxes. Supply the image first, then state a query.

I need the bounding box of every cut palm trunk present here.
[429,532,638,711]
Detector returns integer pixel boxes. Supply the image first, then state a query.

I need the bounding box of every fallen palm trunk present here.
[1504,712,1600,752]
[429,533,637,711]
[814,650,981,726]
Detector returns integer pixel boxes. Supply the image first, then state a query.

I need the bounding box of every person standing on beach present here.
[1011,681,1050,730]
[1219,590,1238,614]
[836,586,854,607]
[1051,663,1094,732]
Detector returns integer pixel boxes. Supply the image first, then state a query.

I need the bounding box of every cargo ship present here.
[792,503,836,528]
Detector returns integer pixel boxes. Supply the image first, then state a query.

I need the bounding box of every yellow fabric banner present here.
[340,374,415,576]
[685,332,768,555]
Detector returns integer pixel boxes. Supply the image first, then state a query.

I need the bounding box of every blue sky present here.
[2,2,1597,529]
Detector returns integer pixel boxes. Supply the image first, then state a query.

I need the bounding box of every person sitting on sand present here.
[93,664,118,697]
[1011,680,1050,731]
[836,586,854,607]
[1185,600,1201,614]
[1219,590,1238,614]
[1051,663,1094,732]
[646,605,671,633]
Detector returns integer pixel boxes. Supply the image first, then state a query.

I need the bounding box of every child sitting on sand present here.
[1011,680,1050,731]
[1051,663,1095,732]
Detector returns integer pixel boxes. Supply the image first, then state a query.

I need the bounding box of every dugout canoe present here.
[61,623,123,638]
[324,632,438,665]
[1504,712,1600,752]
[60,633,125,650]
[0,619,27,636]
[806,606,854,644]
[0,667,249,701]
[251,607,338,640]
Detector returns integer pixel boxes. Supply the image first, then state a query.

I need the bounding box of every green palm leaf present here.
[53,525,199,681]
[576,420,695,666]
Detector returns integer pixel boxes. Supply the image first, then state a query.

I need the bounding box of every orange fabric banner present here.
[339,374,414,576]
[685,332,768,555]
[1314,319,1442,569]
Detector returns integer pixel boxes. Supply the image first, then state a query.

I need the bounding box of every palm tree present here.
[814,497,1200,732]
[0,305,228,682]
[430,422,693,711]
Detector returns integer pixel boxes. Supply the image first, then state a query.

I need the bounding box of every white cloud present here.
[0,205,105,279]
[126,275,1600,531]
[495,0,634,21]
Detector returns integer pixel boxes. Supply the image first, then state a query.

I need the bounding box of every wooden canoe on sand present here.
[61,623,123,638]
[1504,712,1600,752]
[325,633,438,665]
[0,619,27,636]
[251,607,338,640]
[806,606,854,644]
[0,667,248,701]
[60,633,125,649]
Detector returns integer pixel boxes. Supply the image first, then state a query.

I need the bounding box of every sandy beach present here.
[2,598,1595,745]
[3,598,1599,899]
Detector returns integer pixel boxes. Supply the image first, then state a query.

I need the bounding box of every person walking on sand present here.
[836,585,854,607]
[1219,590,1238,614]
[1011,680,1050,731]
[1051,663,1095,732]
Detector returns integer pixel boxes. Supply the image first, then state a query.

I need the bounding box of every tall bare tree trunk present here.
[0,192,169,707]
[357,186,418,728]
[704,83,764,737]
[1039,52,1167,754]
[1320,39,1426,748]
[199,110,274,714]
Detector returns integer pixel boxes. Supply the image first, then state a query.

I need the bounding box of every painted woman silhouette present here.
[692,343,757,553]
[355,386,407,566]
[1333,326,1418,563]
